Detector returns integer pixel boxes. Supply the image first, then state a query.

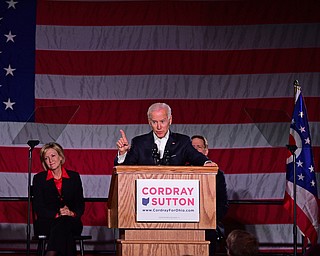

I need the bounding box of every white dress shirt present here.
[153,131,169,159]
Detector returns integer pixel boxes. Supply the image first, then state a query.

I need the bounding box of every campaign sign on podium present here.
[136,179,200,222]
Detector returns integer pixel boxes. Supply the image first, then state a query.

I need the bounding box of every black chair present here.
[31,186,92,256]
[33,234,92,256]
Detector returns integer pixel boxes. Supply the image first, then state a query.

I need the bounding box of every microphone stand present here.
[287,144,298,256]
[26,140,39,256]
[152,144,160,165]
[162,149,170,165]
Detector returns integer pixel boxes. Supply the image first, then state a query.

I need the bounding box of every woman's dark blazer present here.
[32,169,85,220]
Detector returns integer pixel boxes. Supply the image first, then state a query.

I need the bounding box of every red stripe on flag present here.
[0,201,108,227]
[0,201,293,226]
[2,147,320,175]
[83,201,108,226]
[0,201,28,224]
[35,98,320,125]
[225,203,293,225]
[36,0,320,26]
[209,148,288,175]
[0,147,114,175]
[36,49,320,76]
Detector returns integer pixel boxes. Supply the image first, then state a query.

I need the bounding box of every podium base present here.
[117,229,209,256]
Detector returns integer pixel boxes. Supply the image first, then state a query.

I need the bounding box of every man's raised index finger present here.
[120,129,128,141]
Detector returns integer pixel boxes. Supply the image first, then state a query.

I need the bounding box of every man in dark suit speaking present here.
[115,102,217,167]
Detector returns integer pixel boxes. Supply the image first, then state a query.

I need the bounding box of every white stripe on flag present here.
[2,123,320,149]
[36,24,320,51]
[35,73,320,100]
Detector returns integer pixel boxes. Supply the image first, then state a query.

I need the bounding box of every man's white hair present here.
[147,102,172,119]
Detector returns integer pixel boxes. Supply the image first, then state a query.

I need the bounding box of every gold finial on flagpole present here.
[293,80,301,95]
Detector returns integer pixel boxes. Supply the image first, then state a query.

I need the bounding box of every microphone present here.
[152,143,160,165]
[27,140,40,149]
[161,149,170,165]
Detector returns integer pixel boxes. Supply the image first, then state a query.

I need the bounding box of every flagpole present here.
[287,144,298,256]
[26,140,39,256]
[291,79,300,256]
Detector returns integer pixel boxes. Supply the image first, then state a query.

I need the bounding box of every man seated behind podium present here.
[115,102,217,167]
[191,135,228,256]
[191,135,228,224]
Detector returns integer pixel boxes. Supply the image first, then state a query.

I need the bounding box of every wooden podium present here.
[107,165,217,256]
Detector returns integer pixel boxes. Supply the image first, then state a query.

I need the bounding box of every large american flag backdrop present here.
[0,0,320,251]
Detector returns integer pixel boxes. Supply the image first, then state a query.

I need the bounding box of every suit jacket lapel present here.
[165,131,176,152]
